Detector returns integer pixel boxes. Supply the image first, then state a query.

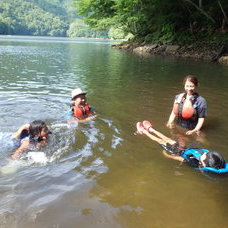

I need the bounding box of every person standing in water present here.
[167,75,207,135]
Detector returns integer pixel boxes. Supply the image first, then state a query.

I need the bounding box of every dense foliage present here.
[67,18,109,38]
[0,0,70,36]
[75,0,228,44]
[0,0,127,39]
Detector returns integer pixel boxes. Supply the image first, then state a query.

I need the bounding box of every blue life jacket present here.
[181,148,228,174]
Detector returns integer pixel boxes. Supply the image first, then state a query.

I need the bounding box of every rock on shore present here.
[112,42,228,65]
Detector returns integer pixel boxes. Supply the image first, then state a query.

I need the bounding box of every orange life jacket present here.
[173,94,196,119]
[72,104,92,119]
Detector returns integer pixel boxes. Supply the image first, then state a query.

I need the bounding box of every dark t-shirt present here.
[174,93,207,130]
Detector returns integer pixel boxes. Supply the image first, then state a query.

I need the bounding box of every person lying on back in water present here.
[11,120,51,160]
[136,120,228,174]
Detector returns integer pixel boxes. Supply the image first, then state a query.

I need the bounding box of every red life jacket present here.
[172,94,195,119]
[72,104,92,119]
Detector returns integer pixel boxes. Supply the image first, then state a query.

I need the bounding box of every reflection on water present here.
[0,36,228,228]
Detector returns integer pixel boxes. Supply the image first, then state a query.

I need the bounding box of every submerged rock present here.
[165,45,180,53]
[218,56,228,65]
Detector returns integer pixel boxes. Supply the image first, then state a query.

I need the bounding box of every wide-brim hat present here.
[71,88,87,100]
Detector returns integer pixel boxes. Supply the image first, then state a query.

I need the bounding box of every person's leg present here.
[142,120,176,145]
[144,130,167,144]
[137,122,183,160]
[149,128,176,145]
[137,122,166,144]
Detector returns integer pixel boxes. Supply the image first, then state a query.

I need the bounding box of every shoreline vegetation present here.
[74,0,228,65]
[1,0,227,65]
[112,41,228,65]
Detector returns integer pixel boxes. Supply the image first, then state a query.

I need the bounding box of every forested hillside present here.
[0,0,70,36]
[1,0,227,43]
[75,0,228,44]
[0,0,124,38]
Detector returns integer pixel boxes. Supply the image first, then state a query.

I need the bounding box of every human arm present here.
[67,114,98,124]
[11,124,30,139]
[167,111,176,128]
[186,117,205,135]
[78,114,97,123]
[167,93,185,128]
[162,150,184,162]
[186,96,207,135]
[11,139,30,159]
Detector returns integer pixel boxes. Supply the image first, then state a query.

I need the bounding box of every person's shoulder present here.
[175,93,184,99]
[176,93,184,97]
[196,94,207,104]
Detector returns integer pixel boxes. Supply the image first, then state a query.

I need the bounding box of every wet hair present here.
[183,75,198,87]
[29,120,49,141]
[203,151,226,169]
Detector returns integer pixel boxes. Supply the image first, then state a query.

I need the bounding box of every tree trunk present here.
[183,0,216,24]
[217,0,228,31]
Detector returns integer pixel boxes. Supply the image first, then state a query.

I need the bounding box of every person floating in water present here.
[68,88,97,123]
[136,120,228,174]
[11,120,51,160]
[167,75,207,135]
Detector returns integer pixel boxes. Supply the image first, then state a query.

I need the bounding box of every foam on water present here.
[26,152,48,164]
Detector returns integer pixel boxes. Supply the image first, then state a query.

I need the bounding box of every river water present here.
[0,36,228,228]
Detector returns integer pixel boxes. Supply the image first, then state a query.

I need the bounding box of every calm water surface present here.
[0,36,228,228]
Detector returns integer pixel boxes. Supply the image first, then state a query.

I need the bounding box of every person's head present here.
[71,88,87,107]
[200,151,226,169]
[183,75,198,95]
[29,120,51,142]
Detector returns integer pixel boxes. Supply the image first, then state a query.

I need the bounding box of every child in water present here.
[11,120,51,159]
[136,120,227,173]
[69,88,97,123]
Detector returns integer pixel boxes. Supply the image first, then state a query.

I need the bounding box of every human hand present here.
[185,130,197,135]
[166,122,175,129]
[89,115,97,120]
[186,129,201,135]
[11,123,30,139]
[22,124,30,130]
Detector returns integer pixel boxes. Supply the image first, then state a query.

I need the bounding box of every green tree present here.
[67,18,108,38]
[74,0,228,44]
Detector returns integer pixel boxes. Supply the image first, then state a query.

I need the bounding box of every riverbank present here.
[112,41,228,65]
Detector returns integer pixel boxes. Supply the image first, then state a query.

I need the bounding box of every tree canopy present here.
[75,0,228,44]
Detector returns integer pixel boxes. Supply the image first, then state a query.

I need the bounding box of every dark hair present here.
[183,75,198,87]
[29,120,49,140]
[204,151,226,169]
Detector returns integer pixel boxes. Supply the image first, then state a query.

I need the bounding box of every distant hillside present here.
[0,0,74,36]
[0,0,127,38]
